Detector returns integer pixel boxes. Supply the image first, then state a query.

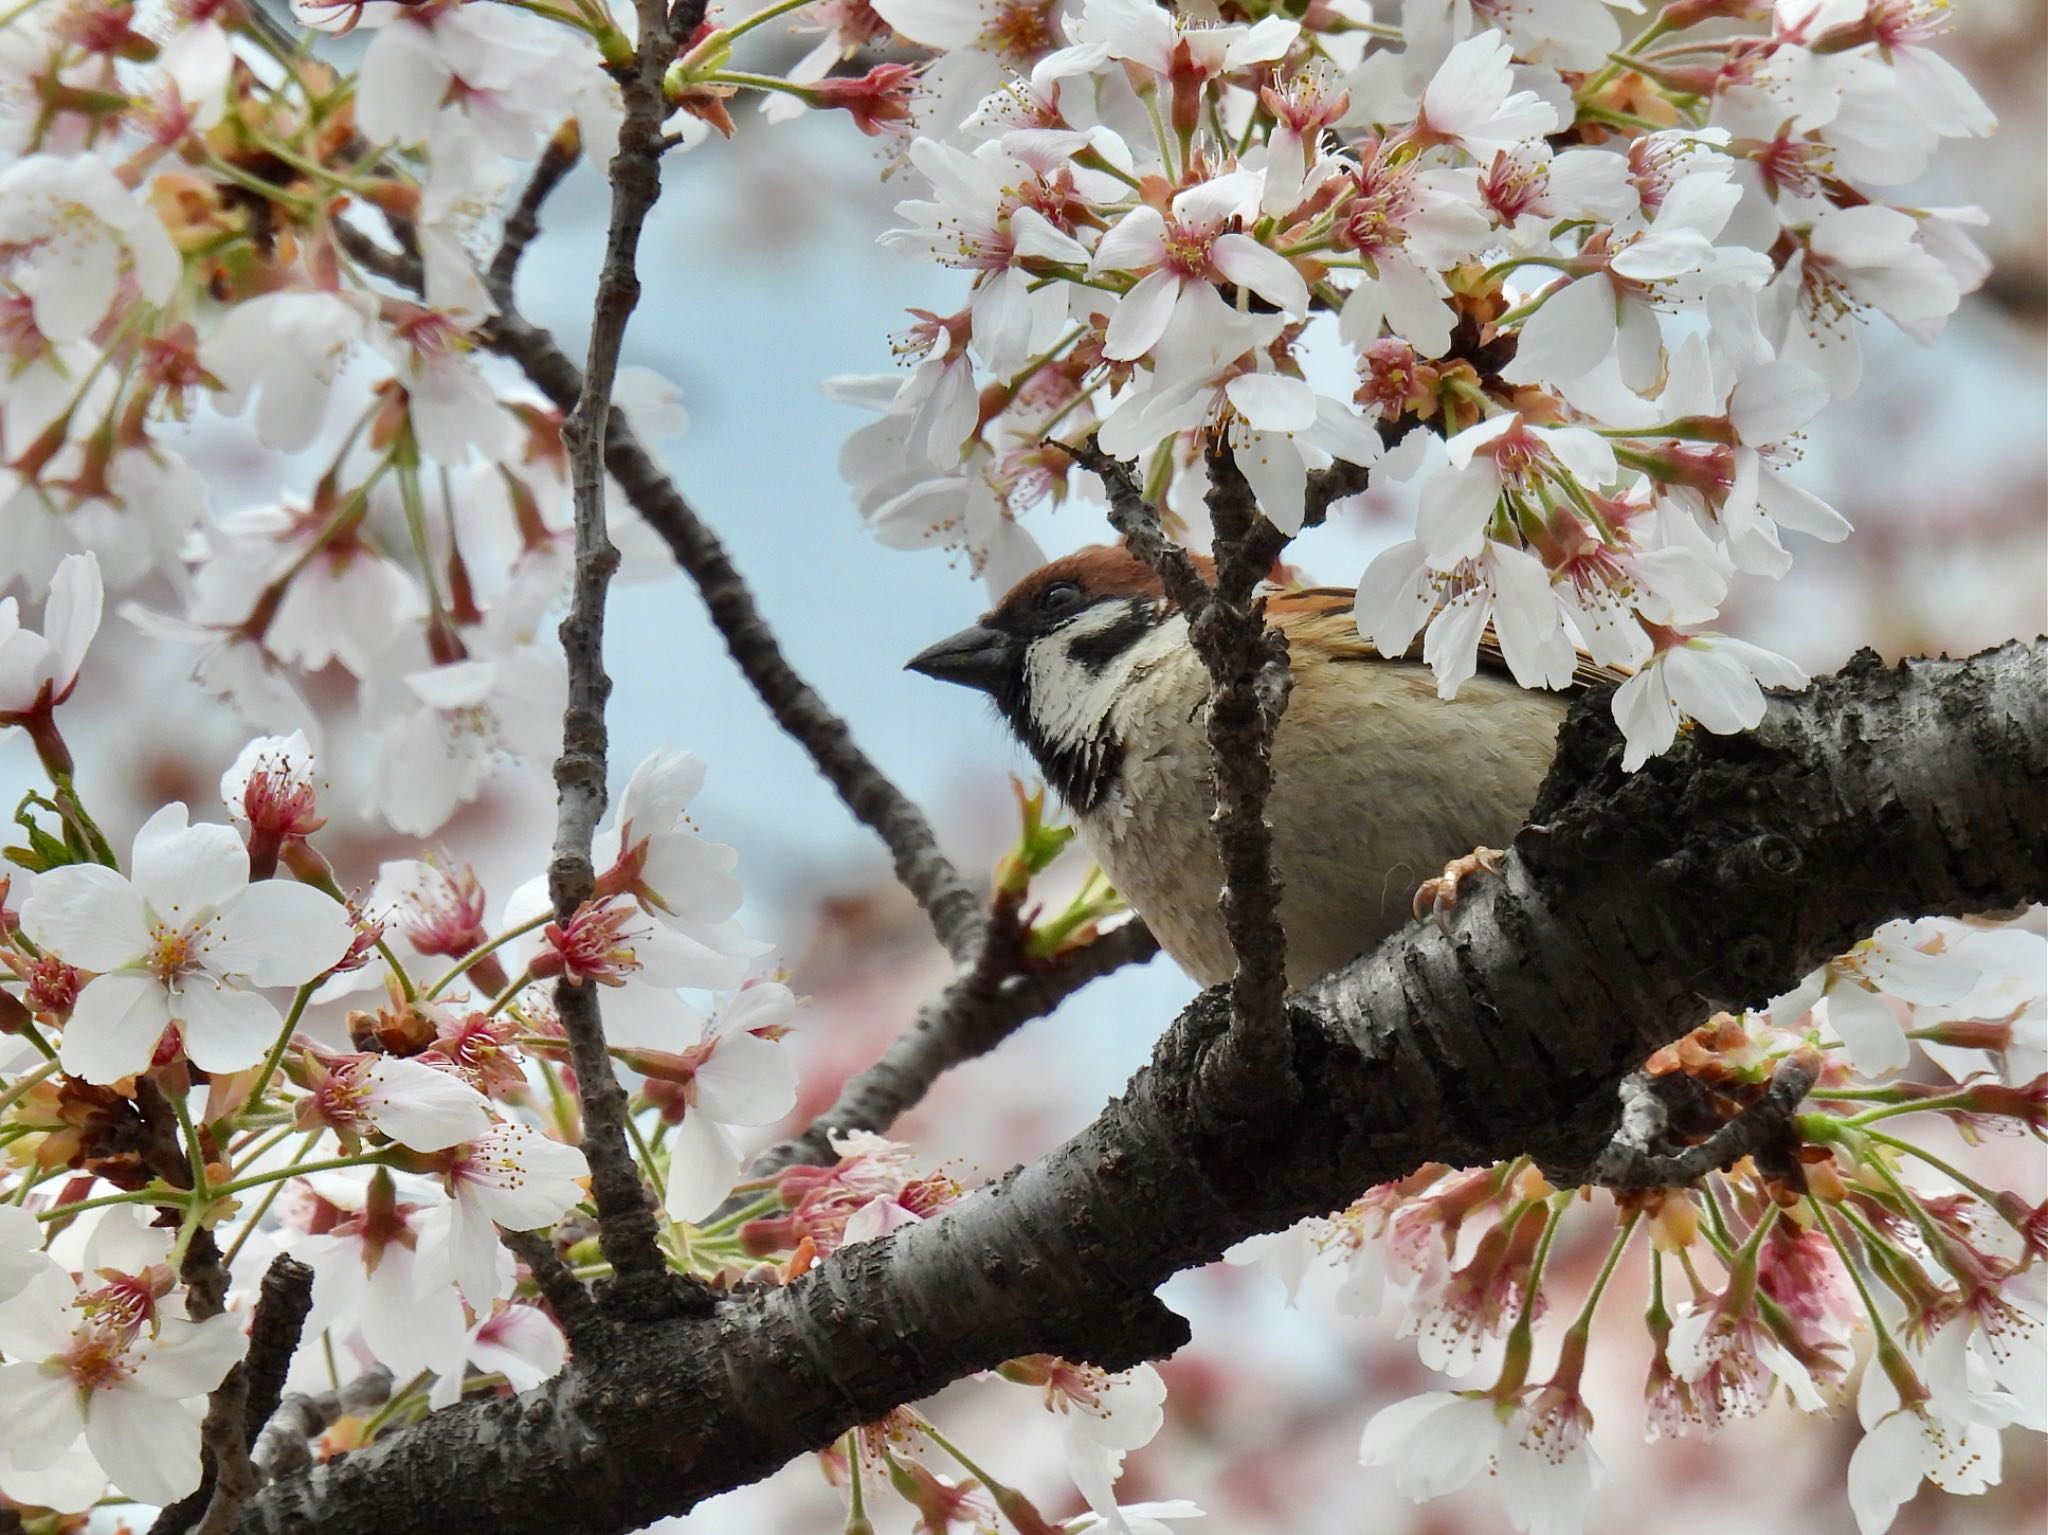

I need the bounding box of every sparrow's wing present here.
[1266,587,1632,691]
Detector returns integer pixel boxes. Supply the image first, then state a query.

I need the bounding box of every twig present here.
[746,916,1161,1181]
[549,0,687,1322]
[154,1255,315,1535]
[239,1255,316,1450]
[1587,1054,1822,1191]
[336,170,988,968]
[487,125,584,300]
[1070,442,1298,1124]
[480,306,989,964]
[505,1227,602,1338]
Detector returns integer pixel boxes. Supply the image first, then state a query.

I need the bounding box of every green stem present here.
[216,1150,398,1199]
[1859,1128,2026,1227]
[1565,1210,1642,1337]
[425,915,549,999]
[0,1059,58,1116]
[247,982,319,1111]
[1810,1196,1899,1352]
[221,1131,323,1269]
[484,968,536,1017]
[692,1191,781,1240]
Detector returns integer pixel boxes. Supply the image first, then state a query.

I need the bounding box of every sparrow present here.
[906,544,1622,990]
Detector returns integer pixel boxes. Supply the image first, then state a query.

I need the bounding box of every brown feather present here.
[1269,586,1631,691]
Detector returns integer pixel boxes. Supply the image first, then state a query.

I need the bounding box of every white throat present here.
[1021,607,1188,756]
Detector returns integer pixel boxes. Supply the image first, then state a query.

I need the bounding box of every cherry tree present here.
[0,2,2039,1534]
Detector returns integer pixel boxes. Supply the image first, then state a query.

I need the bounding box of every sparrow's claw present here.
[1413,847,1506,934]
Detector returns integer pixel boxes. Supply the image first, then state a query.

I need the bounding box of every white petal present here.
[1102,269,1182,361]
[1820,988,1912,1079]
[363,1058,493,1151]
[129,1313,247,1400]
[0,1361,85,1468]
[1210,234,1308,314]
[1665,644,1767,734]
[207,881,356,987]
[1730,361,1826,444]
[617,748,705,835]
[130,805,248,918]
[1501,275,1618,386]
[59,972,174,1083]
[692,1032,799,1127]
[1232,431,1308,535]
[1355,541,1434,659]
[42,552,102,694]
[21,864,149,971]
[1847,1410,1930,1535]
[1613,665,1682,771]
[1091,205,1168,274]
[663,1105,743,1223]
[83,1383,204,1506]
[1415,462,1501,566]
[175,982,284,1075]
[1223,374,1317,432]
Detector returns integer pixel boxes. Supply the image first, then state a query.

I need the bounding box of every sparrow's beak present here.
[905,623,1017,695]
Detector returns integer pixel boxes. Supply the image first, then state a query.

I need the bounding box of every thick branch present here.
[231,641,2048,1535]
[547,0,680,1319]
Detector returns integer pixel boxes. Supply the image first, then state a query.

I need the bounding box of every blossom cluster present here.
[1233,913,2046,1535]
[832,0,1995,768]
[0,610,808,1510]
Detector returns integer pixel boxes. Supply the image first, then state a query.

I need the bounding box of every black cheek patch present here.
[1064,604,1158,676]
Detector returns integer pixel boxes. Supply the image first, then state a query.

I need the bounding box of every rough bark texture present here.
[545,0,683,1320]
[230,640,2047,1535]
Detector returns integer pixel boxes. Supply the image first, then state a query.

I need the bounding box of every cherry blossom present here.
[1610,632,1810,771]
[367,637,567,836]
[0,550,100,731]
[297,1050,495,1152]
[1358,1388,1506,1502]
[280,1170,470,1384]
[1769,918,1980,1076]
[199,290,371,455]
[426,1301,569,1409]
[0,1210,247,1504]
[626,982,801,1222]
[20,803,357,1082]
[220,731,326,846]
[1091,172,1308,363]
[423,1122,592,1308]
[0,155,177,346]
[1006,1356,1168,1533]
[1416,32,1559,160]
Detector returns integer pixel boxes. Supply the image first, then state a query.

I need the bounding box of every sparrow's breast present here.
[1078,653,1568,990]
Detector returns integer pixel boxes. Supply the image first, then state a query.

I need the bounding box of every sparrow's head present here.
[907,546,1189,810]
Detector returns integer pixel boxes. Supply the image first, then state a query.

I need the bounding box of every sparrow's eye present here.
[1037,581,1085,616]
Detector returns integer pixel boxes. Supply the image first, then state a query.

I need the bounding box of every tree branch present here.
[487,123,584,301]
[1069,443,1296,1125]
[230,640,2048,1535]
[480,305,988,964]
[747,914,1162,1179]
[153,1255,313,1535]
[337,197,989,969]
[547,0,684,1321]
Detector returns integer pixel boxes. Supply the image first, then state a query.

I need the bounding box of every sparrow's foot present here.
[1413,847,1505,934]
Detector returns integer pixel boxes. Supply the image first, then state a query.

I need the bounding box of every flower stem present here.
[426,914,550,999]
